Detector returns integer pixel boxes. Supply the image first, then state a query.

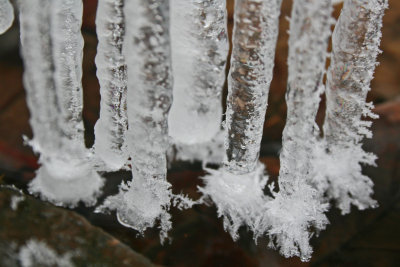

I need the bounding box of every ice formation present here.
[267,0,333,259]
[168,0,229,145]
[200,0,282,241]
[19,0,103,207]
[93,0,128,171]
[315,0,388,214]
[97,0,185,242]
[0,0,13,34]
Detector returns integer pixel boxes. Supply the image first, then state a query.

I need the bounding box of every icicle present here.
[19,0,103,207]
[168,0,228,145]
[97,0,181,242]
[266,0,333,260]
[200,0,282,240]
[0,0,13,34]
[93,0,128,171]
[317,0,387,214]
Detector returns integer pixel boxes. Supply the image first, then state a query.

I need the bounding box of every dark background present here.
[0,0,399,266]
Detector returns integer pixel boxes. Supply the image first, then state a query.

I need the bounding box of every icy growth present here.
[97,0,194,241]
[270,0,333,259]
[200,162,269,240]
[0,0,13,34]
[319,0,387,214]
[200,0,282,243]
[19,0,103,207]
[168,0,228,145]
[18,239,75,267]
[94,0,128,171]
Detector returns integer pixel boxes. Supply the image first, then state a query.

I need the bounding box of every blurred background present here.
[0,0,399,266]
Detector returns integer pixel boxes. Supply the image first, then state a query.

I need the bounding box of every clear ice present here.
[316,0,388,214]
[19,0,103,207]
[93,0,128,171]
[0,0,13,34]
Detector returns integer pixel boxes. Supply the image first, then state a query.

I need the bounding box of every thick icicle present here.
[168,0,228,146]
[200,0,282,240]
[97,0,176,242]
[19,0,103,207]
[316,0,388,214]
[0,0,13,34]
[266,0,333,260]
[93,0,128,170]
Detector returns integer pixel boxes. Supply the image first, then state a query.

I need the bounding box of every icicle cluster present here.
[0,0,13,34]
[200,0,282,240]
[16,0,388,261]
[93,0,128,171]
[19,0,103,207]
[314,0,388,214]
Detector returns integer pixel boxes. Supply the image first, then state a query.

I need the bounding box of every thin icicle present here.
[168,0,228,146]
[93,0,128,170]
[267,0,333,260]
[316,0,388,214]
[97,0,178,242]
[200,0,282,240]
[20,0,103,207]
[0,0,13,34]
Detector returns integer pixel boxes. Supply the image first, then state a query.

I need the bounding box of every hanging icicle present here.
[0,0,13,34]
[168,0,228,145]
[266,0,333,260]
[315,0,388,214]
[93,0,128,171]
[167,0,229,163]
[19,0,103,207]
[96,0,195,242]
[200,0,282,240]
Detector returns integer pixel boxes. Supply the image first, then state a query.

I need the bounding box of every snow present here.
[0,0,13,34]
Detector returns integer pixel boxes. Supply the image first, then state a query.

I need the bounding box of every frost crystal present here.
[97,0,180,242]
[0,0,13,34]
[316,0,388,214]
[168,0,229,145]
[93,0,128,171]
[19,0,103,207]
[200,0,282,241]
[268,0,333,259]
